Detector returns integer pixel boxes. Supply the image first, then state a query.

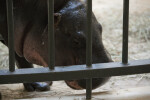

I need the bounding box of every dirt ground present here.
[0,0,150,100]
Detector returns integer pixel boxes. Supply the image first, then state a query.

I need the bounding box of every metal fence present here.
[0,0,150,99]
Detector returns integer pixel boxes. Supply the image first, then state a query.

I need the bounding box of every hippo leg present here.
[15,54,52,91]
[0,92,1,100]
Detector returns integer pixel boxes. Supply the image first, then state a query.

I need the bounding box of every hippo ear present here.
[54,13,61,27]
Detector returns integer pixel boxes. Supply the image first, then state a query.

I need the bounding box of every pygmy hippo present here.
[0,0,112,93]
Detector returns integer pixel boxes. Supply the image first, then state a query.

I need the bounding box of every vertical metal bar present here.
[48,0,55,70]
[122,0,129,64]
[86,0,92,67]
[86,78,92,100]
[6,0,15,72]
[86,0,92,99]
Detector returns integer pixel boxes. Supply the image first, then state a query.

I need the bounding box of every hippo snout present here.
[65,77,110,90]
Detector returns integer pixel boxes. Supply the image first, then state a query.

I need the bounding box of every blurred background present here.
[93,0,150,61]
[0,0,150,99]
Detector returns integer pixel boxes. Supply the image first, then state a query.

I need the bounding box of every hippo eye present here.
[71,31,86,48]
[77,31,82,34]
[71,36,81,48]
[73,37,80,45]
[77,31,84,36]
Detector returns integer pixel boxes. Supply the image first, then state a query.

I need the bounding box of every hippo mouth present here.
[64,56,86,90]
[65,56,110,90]
[65,80,84,90]
[65,77,110,90]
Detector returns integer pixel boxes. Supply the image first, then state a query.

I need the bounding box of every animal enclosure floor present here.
[17,86,150,100]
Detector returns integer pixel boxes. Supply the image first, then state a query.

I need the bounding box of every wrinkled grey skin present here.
[0,0,112,97]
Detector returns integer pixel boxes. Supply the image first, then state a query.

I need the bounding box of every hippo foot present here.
[23,82,52,92]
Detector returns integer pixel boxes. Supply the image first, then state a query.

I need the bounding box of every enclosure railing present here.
[0,0,150,99]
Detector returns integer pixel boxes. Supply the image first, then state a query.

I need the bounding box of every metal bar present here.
[122,0,129,64]
[86,0,92,99]
[86,0,92,67]
[86,78,92,100]
[0,59,150,84]
[6,0,15,72]
[48,0,55,70]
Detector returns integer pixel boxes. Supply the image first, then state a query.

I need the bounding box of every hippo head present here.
[14,0,112,90]
[55,0,112,90]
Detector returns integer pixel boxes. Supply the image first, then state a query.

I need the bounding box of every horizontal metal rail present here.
[0,59,150,84]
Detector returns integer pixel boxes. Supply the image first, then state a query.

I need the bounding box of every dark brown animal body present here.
[0,0,112,93]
